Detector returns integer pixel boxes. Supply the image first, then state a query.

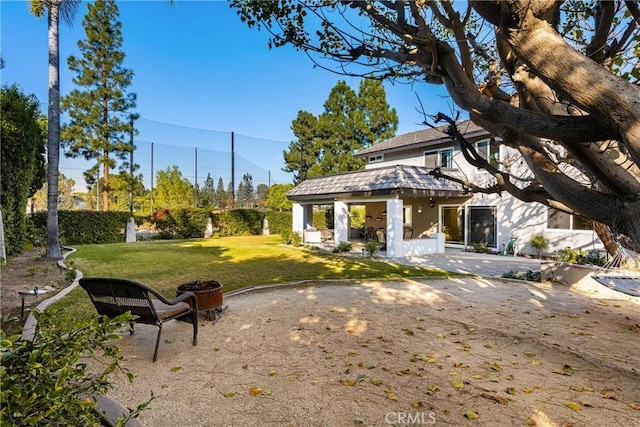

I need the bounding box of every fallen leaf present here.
[524,351,536,358]
[249,386,262,395]
[522,387,534,394]
[269,370,277,376]
[371,379,383,386]
[341,379,356,386]
[602,391,617,400]
[412,401,423,409]
[384,387,397,401]
[491,363,502,371]
[450,329,460,335]
[629,403,640,410]
[464,411,479,419]
[436,333,445,339]
[473,374,482,380]
[426,384,440,395]
[484,343,493,348]
[565,402,582,411]
[552,365,574,376]
[402,328,414,336]
[170,366,181,373]
[531,360,541,367]
[571,385,594,392]
[506,387,516,395]
[452,380,465,390]
[223,391,235,398]
[354,417,364,425]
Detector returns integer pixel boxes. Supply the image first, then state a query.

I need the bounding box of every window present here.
[547,207,592,230]
[425,148,454,169]
[368,154,383,164]
[476,140,500,168]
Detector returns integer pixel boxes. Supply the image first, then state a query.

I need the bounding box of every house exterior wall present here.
[363,137,603,257]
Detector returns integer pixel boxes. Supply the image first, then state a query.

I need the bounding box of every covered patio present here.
[286,164,469,257]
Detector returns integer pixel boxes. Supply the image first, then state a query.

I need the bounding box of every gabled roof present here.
[286,164,468,202]
[355,120,488,158]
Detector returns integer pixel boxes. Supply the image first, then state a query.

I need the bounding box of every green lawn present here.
[57,234,451,317]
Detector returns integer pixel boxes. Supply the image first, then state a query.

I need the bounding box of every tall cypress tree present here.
[61,0,136,211]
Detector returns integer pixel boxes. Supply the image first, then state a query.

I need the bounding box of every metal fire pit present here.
[177,280,226,321]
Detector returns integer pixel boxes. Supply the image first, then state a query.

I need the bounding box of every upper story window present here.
[476,140,500,168]
[547,207,592,230]
[368,154,383,164]
[425,148,454,169]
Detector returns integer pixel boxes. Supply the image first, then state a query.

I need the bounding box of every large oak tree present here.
[233,1,640,262]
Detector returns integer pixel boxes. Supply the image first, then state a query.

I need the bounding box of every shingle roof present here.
[286,164,468,201]
[355,120,488,157]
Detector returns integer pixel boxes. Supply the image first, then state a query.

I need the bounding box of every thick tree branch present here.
[434,42,615,144]
[499,9,640,166]
[586,1,615,64]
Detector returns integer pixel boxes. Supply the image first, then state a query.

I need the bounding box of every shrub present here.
[501,269,541,282]
[472,241,489,253]
[365,241,379,258]
[0,310,145,426]
[584,249,606,266]
[559,247,606,266]
[216,209,265,236]
[290,232,302,247]
[264,211,292,235]
[560,247,585,264]
[333,241,353,253]
[529,235,550,258]
[31,211,145,245]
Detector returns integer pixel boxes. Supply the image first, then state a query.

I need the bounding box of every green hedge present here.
[31,211,144,245]
[264,211,292,235]
[152,208,212,239]
[215,209,265,236]
[28,208,327,245]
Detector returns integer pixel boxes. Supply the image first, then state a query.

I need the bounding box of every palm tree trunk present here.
[46,1,62,259]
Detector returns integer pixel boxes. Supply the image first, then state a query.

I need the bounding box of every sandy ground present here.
[103,277,640,427]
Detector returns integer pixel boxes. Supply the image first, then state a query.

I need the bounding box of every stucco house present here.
[286,120,603,258]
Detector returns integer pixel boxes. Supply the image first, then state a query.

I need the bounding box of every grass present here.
[56,234,452,318]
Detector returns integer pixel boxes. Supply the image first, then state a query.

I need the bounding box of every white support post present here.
[386,199,404,257]
[292,203,304,237]
[333,201,349,246]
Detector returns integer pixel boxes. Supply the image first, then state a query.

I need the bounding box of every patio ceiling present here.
[286,164,469,202]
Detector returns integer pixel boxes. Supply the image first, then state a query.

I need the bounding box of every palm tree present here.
[30,0,80,259]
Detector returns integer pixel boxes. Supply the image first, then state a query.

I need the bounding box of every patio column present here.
[292,203,304,237]
[386,199,404,257]
[333,201,349,245]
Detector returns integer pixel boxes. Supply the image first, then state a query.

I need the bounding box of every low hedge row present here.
[29,209,328,245]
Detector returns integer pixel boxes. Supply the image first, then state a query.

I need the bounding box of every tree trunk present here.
[102,152,109,211]
[45,2,62,260]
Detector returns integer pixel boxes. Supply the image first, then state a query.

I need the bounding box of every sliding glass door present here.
[441,205,497,248]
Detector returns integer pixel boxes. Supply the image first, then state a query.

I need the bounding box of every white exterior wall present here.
[363,140,603,257]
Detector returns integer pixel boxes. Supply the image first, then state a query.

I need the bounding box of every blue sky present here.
[1,0,454,191]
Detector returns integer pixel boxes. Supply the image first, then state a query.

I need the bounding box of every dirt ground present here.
[0,249,74,328]
[3,250,639,426]
[101,277,640,427]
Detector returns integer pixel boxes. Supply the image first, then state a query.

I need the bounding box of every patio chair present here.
[79,277,199,362]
